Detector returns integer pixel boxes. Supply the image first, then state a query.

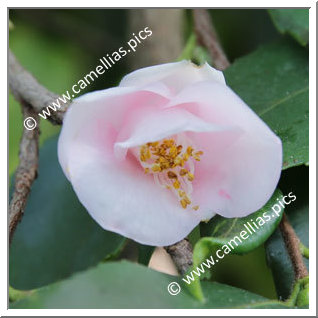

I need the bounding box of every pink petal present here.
[58,87,221,246]
[59,85,169,179]
[59,137,204,246]
[114,107,238,160]
[120,60,225,97]
[58,62,283,246]
[166,80,282,218]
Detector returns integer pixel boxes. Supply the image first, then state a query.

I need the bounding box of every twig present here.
[164,239,193,275]
[9,49,67,125]
[193,9,230,71]
[9,103,40,244]
[279,213,308,280]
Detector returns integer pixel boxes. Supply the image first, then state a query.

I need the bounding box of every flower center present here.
[138,135,203,210]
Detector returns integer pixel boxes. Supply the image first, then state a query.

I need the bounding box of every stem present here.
[164,239,193,275]
[9,49,67,125]
[279,213,308,280]
[9,102,40,244]
[192,9,230,71]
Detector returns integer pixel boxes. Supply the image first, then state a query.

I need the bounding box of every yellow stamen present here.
[167,171,177,179]
[186,146,193,156]
[184,196,191,205]
[169,145,177,157]
[179,169,188,176]
[180,199,188,209]
[178,190,186,197]
[183,153,190,161]
[194,151,203,161]
[187,172,194,181]
[173,179,181,189]
[151,165,161,172]
[138,138,203,209]
[177,145,183,154]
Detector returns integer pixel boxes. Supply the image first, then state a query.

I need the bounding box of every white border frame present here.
[3,1,316,316]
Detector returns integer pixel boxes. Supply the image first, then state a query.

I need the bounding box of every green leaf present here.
[138,244,155,266]
[188,224,201,247]
[187,190,283,299]
[10,261,291,309]
[295,277,309,308]
[195,189,284,265]
[9,286,33,303]
[10,136,126,290]
[224,39,308,170]
[266,166,309,300]
[268,9,309,46]
[299,242,309,258]
[286,276,309,308]
[193,245,277,299]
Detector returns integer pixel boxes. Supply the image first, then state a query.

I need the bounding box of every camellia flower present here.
[58,60,282,246]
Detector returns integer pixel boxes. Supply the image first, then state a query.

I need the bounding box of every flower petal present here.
[114,107,238,160]
[120,60,225,96]
[58,86,168,179]
[165,81,282,218]
[62,140,204,246]
[58,87,214,246]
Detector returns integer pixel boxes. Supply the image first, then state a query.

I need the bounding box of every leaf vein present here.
[259,86,308,117]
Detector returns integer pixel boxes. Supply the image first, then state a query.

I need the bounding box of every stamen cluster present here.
[139,138,203,209]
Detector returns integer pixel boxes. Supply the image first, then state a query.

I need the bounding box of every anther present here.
[139,137,203,210]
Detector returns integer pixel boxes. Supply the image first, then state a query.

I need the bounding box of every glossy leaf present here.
[186,190,283,299]
[268,9,309,46]
[10,261,291,309]
[138,244,155,266]
[224,39,308,169]
[195,189,284,266]
[10,136,126,290]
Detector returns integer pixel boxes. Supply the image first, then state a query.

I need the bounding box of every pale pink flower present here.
[58,61,282,246]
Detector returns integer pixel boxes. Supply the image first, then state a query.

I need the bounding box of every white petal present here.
[165,80,283,218]
[64,142,203,246]
[58,85,168,179]
[120,60,225,96]
[114,107,237,160]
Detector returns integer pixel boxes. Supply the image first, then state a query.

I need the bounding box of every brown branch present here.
[279,213,308,280]
[193,9,230,71]
[9,49,68,125]
[164,239,193,275]
[9,102,40,244]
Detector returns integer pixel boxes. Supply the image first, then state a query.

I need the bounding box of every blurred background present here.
[9,9,287,300]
